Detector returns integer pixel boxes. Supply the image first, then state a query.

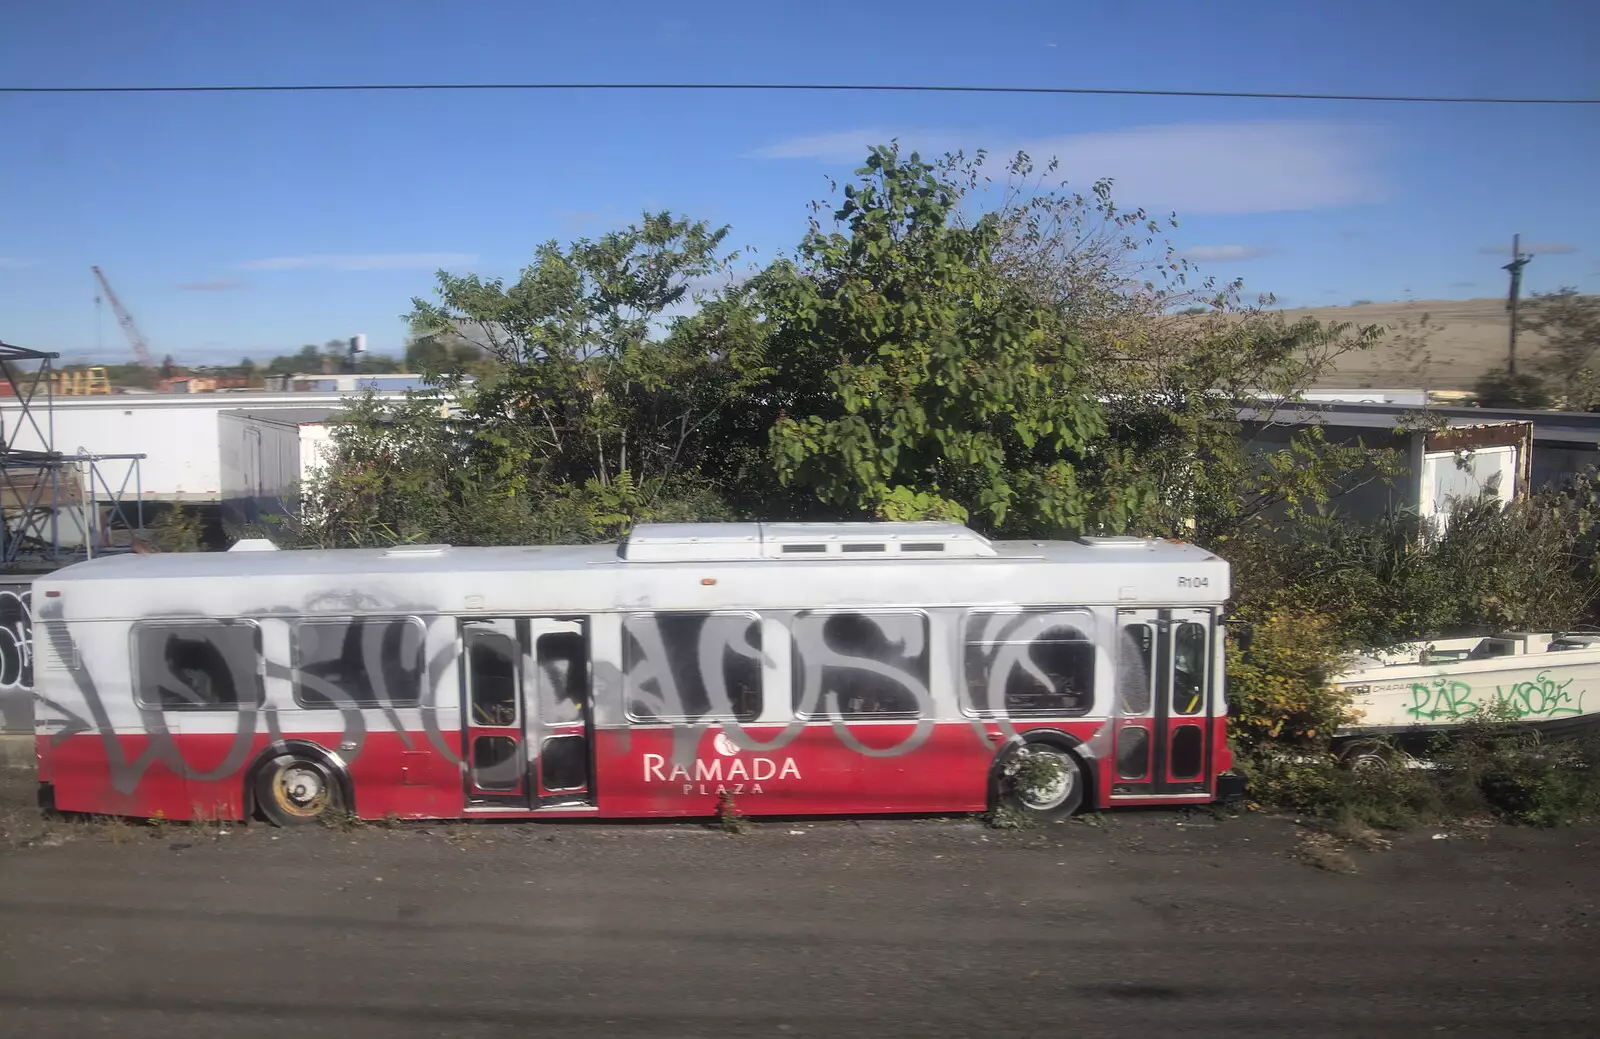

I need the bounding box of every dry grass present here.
[1293,830,1360,874]
[1275,297,1530,391]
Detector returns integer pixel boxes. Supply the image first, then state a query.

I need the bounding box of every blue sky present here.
[1,0,1596,365]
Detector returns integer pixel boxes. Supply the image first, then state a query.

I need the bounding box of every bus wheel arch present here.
[991,730,1090,822]
[246,741,354,826]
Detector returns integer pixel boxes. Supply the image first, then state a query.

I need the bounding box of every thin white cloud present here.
[177,278,247,292]
[1180,244,1275,263]
[1478,242,1578,256]
[239,252,477,271]
[751,121,1383,214]
[748,129,928,161]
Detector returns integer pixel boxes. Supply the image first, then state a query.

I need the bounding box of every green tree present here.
[300,212,760,548]
[1525,288,1600,409]
[406,212,746,494]
[953,148,1396,543]
[753,145,1144,534]
[1474,367,1552,409]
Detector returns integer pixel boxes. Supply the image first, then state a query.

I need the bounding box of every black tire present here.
[254,753,344,826]
[997,741,1085,822]
[1337,740,1394,773]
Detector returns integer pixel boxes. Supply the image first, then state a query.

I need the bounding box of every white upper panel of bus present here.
[36,522,1229,617]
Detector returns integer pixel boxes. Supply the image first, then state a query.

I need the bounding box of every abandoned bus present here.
[31,521,1240,824]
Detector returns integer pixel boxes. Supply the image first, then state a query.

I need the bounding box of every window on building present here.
[964,612,1095,716]
[794,612,928,718]
[293,617,426,708]
[133,621,263,710]
[623,613,762,722]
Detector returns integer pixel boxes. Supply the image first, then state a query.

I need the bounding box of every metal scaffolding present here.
[0,340,147,569]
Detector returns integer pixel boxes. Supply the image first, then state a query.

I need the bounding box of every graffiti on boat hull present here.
[1404,670,1585,723]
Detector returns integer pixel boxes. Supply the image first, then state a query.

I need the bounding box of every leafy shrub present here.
[1435,724,1600,827]
[1473,368,1552,409]
[1239,484,1600,654]
[1225,606,1354,748]
[1237,747,1446,830]
[1239,726,1600,830]
[145,503,207,553]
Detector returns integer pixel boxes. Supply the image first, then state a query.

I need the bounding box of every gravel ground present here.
[1,770,1596,1038]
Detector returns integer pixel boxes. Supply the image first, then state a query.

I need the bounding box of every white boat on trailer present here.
[1330,631,1600,756]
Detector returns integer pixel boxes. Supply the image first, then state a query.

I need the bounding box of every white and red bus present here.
[32,521,1240,824]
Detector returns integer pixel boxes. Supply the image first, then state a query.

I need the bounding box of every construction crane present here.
[90,266,156,369]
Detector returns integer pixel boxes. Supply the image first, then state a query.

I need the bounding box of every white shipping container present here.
[219,408,341,530]
[0,392,405,501]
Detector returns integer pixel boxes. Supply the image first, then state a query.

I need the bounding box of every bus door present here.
[462,619,528,807]
[526,618,595,807]
[461,618,596,809]
[1112,608,1216,796]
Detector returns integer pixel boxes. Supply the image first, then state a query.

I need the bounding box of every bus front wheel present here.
[255,753,345,826]
[998,741,1085,823]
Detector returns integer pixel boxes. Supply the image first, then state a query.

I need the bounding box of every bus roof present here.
[36,524,1229,616]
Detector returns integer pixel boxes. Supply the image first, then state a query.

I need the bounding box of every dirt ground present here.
[0,770,1596,1038]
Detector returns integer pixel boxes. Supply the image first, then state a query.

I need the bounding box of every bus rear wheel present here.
[998,742,1085,823]
[255,754,344,827]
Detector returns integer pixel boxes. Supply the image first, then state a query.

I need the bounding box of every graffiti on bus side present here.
[619,609,1112,766]
[1404,671,1586,723]
[0,588,33,735]
[619,610,940,764]
[37,602,1129,793]
[0,589,32,691]
[34,599,464,796]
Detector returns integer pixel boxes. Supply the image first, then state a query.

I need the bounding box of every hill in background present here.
[1276,297,1528,391]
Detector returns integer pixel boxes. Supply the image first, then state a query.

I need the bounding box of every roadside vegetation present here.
[274,142,1600,830]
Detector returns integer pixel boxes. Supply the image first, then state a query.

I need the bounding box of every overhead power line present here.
[0,81,1595,104]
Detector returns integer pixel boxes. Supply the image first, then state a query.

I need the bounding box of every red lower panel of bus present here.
[37,718,1209,821]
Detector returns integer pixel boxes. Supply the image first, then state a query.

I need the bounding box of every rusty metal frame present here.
[1,340,148,568]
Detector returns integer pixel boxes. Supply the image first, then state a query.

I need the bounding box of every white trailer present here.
[0,392,406,502]
[218,408,340,530]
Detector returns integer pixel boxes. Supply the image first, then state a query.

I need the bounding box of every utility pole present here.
[1503,234,1533,374]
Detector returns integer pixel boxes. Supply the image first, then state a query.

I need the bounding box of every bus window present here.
[133,621,264,711]
[536,631,588,725]
[469,633,519,727]
[1172,622,1208,716]
[794,612,928,718]
[623,613,762,723]
[963,612,1094,716]
[472,736,522,790]
[1118,624,1154,715]
[293,617,426,708]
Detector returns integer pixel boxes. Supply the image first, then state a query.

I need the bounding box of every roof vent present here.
[383,544,451,557]
[620,522,996,562]
[1078,536,1153,549]
[228,538,279,552]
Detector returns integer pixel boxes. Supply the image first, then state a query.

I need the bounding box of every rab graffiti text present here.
[1404,671,1585,722]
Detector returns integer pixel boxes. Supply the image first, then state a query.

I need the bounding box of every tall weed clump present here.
[1224,467,1600,828]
